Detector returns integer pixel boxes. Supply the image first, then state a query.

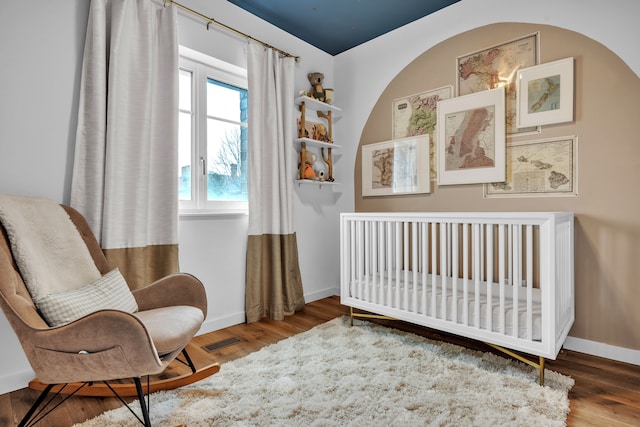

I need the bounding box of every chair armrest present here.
[27,310,164,383]
[132,273,207,318]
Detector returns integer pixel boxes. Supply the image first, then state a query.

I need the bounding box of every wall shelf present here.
[295,96,341,113]
[294,137,342,150]
[295,95,341,186]
[295,179,340,189]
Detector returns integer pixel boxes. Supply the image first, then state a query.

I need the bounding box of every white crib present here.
[340,212,574,384]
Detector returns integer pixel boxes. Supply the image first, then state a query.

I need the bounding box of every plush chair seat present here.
[134,305,204,355]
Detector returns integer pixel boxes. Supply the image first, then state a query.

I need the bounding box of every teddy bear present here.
[298,150,317,180]
[314,123,329,142]
[307,72,325,102]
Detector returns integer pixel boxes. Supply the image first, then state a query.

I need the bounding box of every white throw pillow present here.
[35,268,138,327]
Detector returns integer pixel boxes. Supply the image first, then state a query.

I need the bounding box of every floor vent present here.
[203,337,241,352]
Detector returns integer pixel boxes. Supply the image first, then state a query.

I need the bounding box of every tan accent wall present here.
[354,23,640,351]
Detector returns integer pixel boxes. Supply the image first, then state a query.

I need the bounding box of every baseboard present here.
[0,369,34,395]
[304,287,340,303]
[196,287,339,337]
[563,336,640,366]
[197,312,246,336]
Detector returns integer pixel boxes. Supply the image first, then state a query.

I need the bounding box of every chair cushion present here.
[133,305,204,355]
[35,268,138,327]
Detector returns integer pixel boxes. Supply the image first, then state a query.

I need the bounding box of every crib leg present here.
[485,342,546,386]
[348,306,398,325]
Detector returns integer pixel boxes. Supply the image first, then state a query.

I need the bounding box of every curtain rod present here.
[165,0,301,62]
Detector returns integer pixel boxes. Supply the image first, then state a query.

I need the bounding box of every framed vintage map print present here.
[457,33,538,135]
[392,86,453,139]
[516,57,574,128]
[437,87,505,186]
[392,86,452,181]
[485,136,577,198]
[362,135,430,197]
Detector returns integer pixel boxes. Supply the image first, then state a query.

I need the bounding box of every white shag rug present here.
[76,317,573,426]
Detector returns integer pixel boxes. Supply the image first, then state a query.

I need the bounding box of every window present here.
[178,46,248,214]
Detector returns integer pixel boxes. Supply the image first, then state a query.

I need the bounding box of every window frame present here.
[178,46,249,216]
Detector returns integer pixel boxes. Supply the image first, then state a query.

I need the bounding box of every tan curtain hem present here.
[104,244,179,290]
[245,233,305,323]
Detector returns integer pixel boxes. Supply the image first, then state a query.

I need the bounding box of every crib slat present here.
[431,222,437,318]
[473,223,481,329]
[526,224,533,340]
[421,222,429,316]
[364,220,371,302]
[411,222,419,313]
[361,220,365,300]
[512,224,521,338]
[440,222,447,321]
[486,224,494,333]
[507,225,513,290]
[356,221,363,300]
[370,221,377,304]
[452,224,459,324]
[402,222,408,311]
[462,223,469,326]
[386,221,393,307]
[349,221,355,297]
[376,221,383,305]
[395,222,401,310]
[499,224,506,334]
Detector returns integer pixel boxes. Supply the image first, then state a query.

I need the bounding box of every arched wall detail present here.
[354,23,640,351]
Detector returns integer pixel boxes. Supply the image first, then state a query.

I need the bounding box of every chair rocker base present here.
[28,361,220,397]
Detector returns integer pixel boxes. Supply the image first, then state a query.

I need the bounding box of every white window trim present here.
[179,46,248,216]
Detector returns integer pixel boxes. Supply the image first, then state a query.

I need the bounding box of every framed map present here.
[392,86,452,180]
[484,136,577,198]
[362,135,430,197]
[517,57,574,128]
[457,32,539,135]
[437,87,505,186]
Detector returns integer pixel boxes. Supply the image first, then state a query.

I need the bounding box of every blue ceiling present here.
[227,0,461,55]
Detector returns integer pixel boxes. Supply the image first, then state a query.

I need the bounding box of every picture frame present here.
[392,85,452,181]
[392,85,453,139]
[516,57,574,128]
[457,32,539,135]
[437,87,506,186]
[484,135,578,198]
[362,135,430,197]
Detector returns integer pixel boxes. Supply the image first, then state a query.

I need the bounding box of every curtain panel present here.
[245,43,305,323]
[71,0,179,289]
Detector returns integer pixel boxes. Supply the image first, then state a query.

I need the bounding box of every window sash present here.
[178,47,248,214]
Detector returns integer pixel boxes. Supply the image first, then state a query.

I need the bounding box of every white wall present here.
[0,0,88,202]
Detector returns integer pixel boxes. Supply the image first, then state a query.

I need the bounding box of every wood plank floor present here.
[1,296,639,426]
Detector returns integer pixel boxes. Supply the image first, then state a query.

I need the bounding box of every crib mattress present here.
[349,272,542,341]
